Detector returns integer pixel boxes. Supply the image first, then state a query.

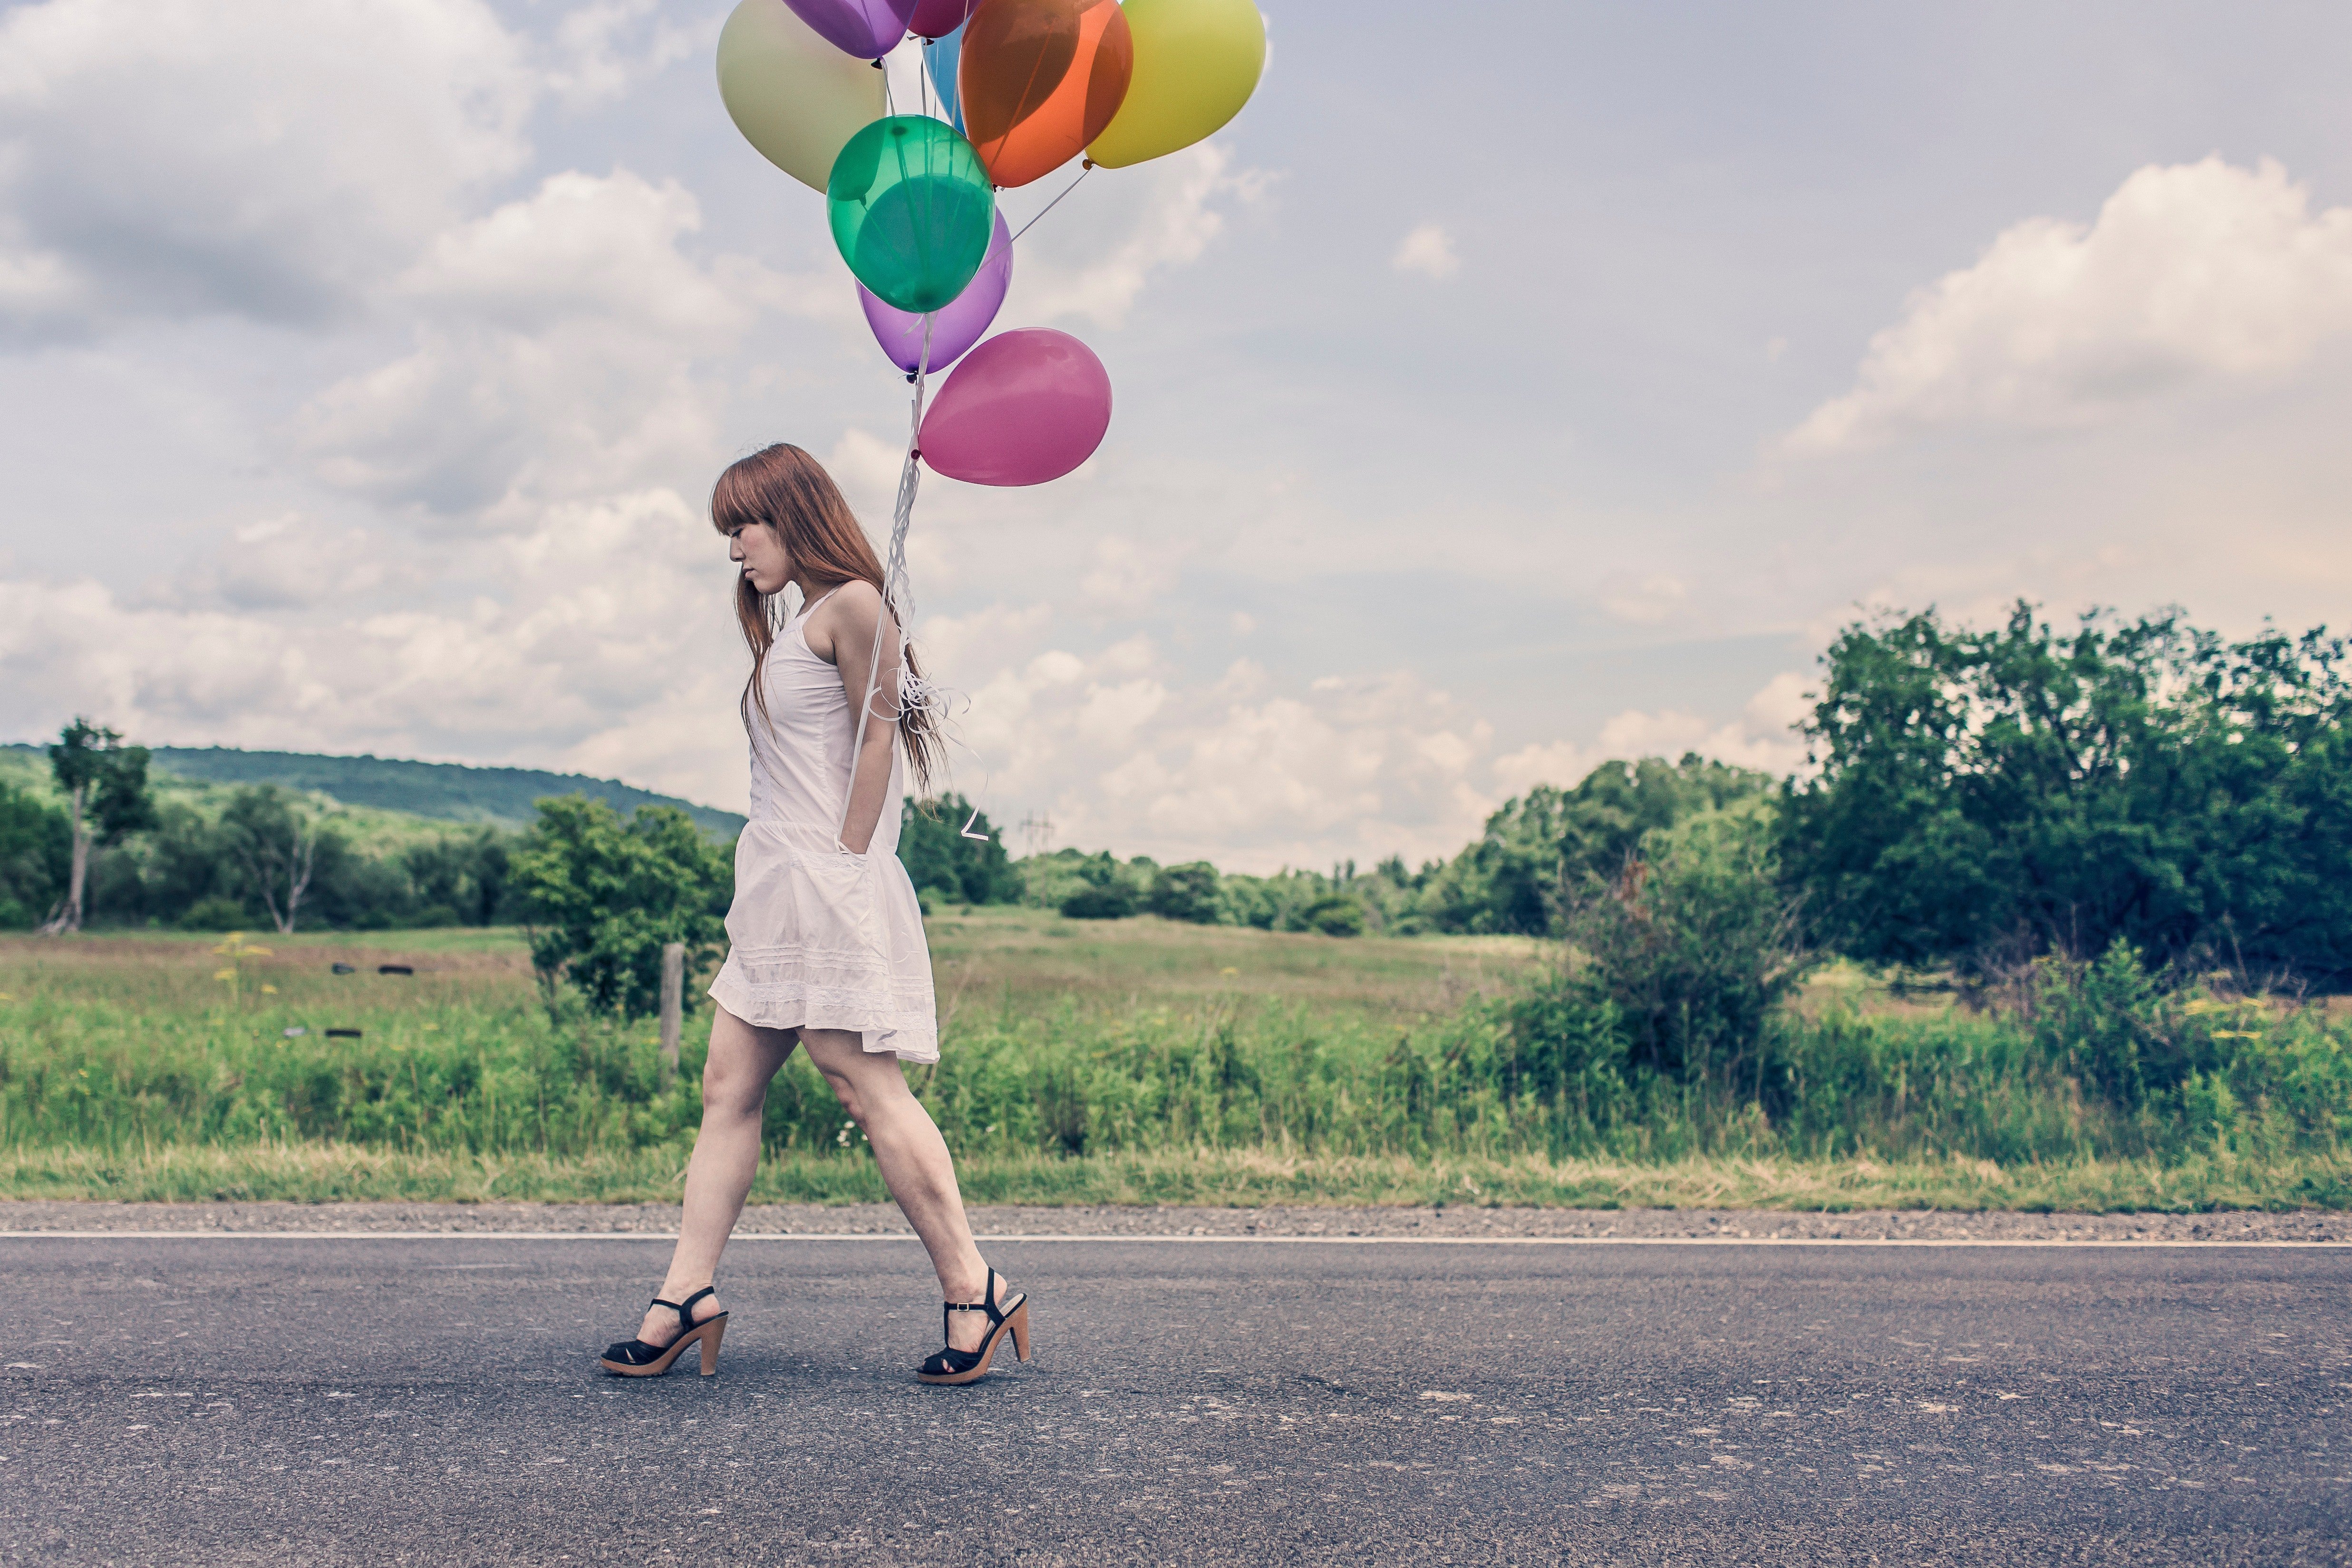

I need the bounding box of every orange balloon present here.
[958,0,1133,189]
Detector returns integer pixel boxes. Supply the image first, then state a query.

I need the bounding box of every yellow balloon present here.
[1084,0,1266,170]
[716,0,886,194]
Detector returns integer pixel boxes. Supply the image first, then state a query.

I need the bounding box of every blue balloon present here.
[924,23,965,133]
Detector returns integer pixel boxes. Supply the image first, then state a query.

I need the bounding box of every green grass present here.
[924,906,1543,1024]
[0,913,2345,1210]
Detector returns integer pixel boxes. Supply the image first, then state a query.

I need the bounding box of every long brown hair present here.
[710,443,943,794]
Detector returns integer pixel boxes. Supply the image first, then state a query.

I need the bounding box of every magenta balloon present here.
[860,210,1011,374]
[919,329,1112,486]
[908,0,978,39]
[781,0,919,58]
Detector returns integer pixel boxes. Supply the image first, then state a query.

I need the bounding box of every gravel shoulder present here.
[0,1199,2341,1242]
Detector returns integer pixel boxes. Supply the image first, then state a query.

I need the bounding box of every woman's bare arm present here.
[811,581,902,855]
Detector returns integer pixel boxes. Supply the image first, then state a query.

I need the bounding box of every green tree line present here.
[1006,603,2352,992]
[10,599,2348,997]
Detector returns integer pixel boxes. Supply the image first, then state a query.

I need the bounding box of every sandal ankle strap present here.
[942,1268,1005,1325]
[650,1283,719,1329]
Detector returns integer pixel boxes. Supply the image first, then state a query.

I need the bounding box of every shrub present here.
[1555,810,1815,1098]
[176,895,250,931]
[512,796,732,1019]
[1302,895,1365,937]
[1060,882,1136,920]
[1147,862,1220,923]
[2024,938,2235,1112]
[1023,849,1148,912]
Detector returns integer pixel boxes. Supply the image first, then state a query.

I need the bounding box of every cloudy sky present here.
[3,0,2350,871]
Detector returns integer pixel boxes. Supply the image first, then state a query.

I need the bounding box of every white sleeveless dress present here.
[706,592,939,1062]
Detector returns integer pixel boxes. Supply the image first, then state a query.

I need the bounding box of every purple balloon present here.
[860,211,1011,374]
[781,0,919,59]
[908,0,977,38]
[919,328,1112,487]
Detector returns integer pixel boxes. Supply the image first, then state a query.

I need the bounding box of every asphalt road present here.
[1,1236,2346,1566]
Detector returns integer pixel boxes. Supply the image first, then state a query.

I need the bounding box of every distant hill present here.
[0,744,745,837]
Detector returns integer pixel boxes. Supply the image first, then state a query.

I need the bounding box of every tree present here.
[220,786,325,935]
[39,718,154,933]
[1299,893,1366,937]
[1557,810,1814,1095]
[896,794,1021,906]
[1419,755,1776,935]
[1058,853,1138,920]
[1780,603,2352,983]
[513,796,732,1018]
[0,780,70,930]
[399,829,513,926]
[1146,862,1220,923]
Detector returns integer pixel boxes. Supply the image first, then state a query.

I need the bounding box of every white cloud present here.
[149,515,403,612]
[1788,157,2352,453]
[1392,222,1460,281]
[401,169,756,336]
[915,601,1055,689]
[915,624,1500,870]
[1491,672,1811,800]
[825,427,912,519]
[1601,573,1688,625]
[1077,536,1190,616]
[0,0,532,336]
[1007,145,1272,329]
[540,0,700,110]
[0,488,752,806]
[299,170,824,517]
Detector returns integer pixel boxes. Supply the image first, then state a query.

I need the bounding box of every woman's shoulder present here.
[814,577,882,614]
[802,578,886,659]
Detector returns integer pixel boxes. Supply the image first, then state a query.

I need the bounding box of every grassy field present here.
[0,912,2344,1210]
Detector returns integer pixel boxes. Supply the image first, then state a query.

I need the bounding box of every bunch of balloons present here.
[715,0,1267,490]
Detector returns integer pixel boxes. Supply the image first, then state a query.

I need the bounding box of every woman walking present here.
[599,443,1027,1386]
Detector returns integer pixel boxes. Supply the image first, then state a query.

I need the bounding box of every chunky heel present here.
[916,1267,1029,1385]
[1006,1299,1031,1362]
[600,1285,729,1378]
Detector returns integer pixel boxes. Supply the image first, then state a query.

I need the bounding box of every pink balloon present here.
[782,0,919,58]
[919,329,1112,486]
[908,0,978,39]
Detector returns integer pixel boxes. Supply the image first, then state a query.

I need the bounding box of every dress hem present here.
[707,974,940,1065]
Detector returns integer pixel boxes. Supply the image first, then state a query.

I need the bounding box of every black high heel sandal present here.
[600,1285,728,1378]
[916,1267,1030,1385]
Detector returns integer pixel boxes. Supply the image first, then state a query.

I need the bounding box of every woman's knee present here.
[805,1034,906,1127]
[820,1068,867,1125]
[701,1057,766,1120]
[701,1034,784,1119]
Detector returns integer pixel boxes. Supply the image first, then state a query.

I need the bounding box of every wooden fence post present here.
[659,942,685,1086]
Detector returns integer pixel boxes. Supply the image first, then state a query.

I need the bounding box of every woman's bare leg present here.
[796,1027,1002,1351]
[636,1005,794,1345]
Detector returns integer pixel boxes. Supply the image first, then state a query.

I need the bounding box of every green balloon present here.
[827,116,997,316]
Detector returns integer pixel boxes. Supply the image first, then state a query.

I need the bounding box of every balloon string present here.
[1010,165,1091,245]
[838,312,936,847]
